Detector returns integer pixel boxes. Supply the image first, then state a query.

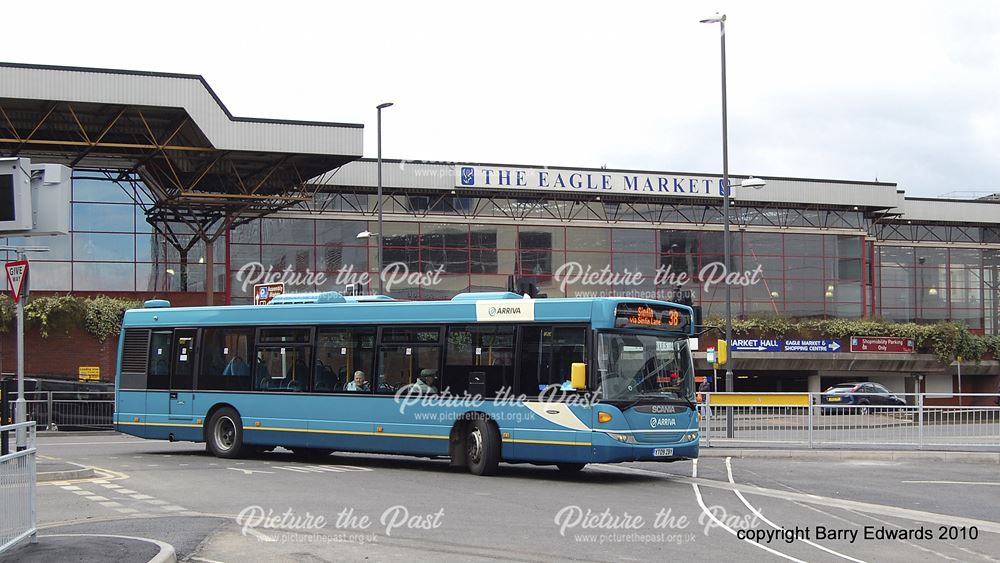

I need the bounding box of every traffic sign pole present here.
[3,246,48,451]
[15,259,25,450]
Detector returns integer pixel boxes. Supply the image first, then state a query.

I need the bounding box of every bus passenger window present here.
[255,347,312,392]
[445,325,515,397]
[377,346,441,394]
[518,326,586,395]
[199,328,253,391]
[315,328,375,392]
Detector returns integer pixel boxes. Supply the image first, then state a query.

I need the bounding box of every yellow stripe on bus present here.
[115,421,202,428]
[245,426,448,440]
[707,393,810,407]
[502,439,587,446]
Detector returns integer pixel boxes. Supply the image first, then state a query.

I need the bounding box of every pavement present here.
[8,434,1000,563]
[1,534,174,563]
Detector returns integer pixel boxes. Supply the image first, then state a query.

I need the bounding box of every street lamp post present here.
[701,14,766,438]
[700,13,736,436]
[375,102,393,293]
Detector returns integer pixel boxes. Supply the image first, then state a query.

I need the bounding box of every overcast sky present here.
[8,1,1000,197]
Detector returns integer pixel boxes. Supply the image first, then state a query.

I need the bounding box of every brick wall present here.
[0,291,224,382]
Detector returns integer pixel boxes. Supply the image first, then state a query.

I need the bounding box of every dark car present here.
[820,382,905,414]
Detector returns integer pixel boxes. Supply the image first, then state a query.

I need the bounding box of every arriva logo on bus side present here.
[650,417,677,428]
[475,300,535,322]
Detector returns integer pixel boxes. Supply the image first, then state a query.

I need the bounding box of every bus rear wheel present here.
[557,463,586,473]
[207,407,245,459]
[465,418,500,476]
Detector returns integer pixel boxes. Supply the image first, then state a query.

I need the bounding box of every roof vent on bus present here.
[143,299,171,308]
[451,292,525,302]
[344,295,395,302]
[267,292,348,305]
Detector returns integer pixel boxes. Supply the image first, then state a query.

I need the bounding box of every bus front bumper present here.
[591,433,699,463]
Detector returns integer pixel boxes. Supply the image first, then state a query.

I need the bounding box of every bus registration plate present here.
[653,448,673,457]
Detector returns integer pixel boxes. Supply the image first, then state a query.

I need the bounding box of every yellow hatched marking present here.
[708,393,810,407]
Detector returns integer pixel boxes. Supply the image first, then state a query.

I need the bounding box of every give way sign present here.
[5,260,28,303]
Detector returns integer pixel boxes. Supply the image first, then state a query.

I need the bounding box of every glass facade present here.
[878,245,999,332]
[1,172,222,292]
[4,170,997,335]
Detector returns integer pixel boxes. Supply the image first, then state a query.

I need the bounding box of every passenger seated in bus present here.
[254,355,272,389]
[412,369,438,394]
[345,370,370,391]
[223,356,249,376]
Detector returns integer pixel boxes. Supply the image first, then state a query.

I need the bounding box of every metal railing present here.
[700,393,1000,450]
[4,392,114,431]
[0,421,37,554]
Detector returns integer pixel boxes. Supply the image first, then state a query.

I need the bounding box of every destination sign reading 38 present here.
[614,303,691,332]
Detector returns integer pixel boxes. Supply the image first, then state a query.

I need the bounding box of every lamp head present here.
[740,177,766,190]
[377,102,394,110]
[700,13,726,23]
[356,230,373,239]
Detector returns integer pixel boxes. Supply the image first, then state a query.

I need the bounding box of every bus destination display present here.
[614,303,691,332]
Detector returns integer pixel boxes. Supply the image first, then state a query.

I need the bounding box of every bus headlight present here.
[682,432,699,443]
[607,432,637,444]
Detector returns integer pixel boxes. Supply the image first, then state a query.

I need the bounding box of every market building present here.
[1,63,997,397]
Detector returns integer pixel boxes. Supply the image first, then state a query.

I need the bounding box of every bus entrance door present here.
[169,329,197,420]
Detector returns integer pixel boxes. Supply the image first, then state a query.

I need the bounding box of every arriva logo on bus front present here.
[649,417,677,428]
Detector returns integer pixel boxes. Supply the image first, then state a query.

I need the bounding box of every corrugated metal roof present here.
[0,62,362,156]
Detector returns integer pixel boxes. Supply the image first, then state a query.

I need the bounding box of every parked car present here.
[820,382,905,414]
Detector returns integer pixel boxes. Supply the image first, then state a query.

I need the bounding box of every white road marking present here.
[690,459,806,562]
[145,499,169,505]
[72,490,91,496]
[116,508,140,514]
[60,485,81,491]
[228,467,274,475]
[85,495,108,501]
[116,489,138,494]
[100,484,121,489]
[902,480,1000,486]
[188,556,227,563]
[161,505,186,511]
[130,494,154,500]
[741,465,1000,563]
[594,464,1000,534]
[99,501,123,508]
[725,457,867,563]
[37,441,147,446]
[273,464,371,474]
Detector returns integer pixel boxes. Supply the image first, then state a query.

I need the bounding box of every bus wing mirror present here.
[571,362,587,391]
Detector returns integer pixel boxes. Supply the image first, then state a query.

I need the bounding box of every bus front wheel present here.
[466,418,500,476]
[207,407,245,459]
[557,463,586,473]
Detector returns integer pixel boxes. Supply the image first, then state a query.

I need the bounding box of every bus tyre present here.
[207,407,244,459]
[557,463,586,473]
[466,418,500,476]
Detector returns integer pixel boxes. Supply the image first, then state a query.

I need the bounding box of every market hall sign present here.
[456,165,728,198]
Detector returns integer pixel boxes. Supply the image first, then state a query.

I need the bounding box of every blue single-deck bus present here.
[114,292,699,475]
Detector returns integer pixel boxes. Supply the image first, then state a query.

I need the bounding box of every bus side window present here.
[445,325,515,397]
[315,328,375,392]
[518,326,586,395]
[199,327,253,391]
[147,330,173,390]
